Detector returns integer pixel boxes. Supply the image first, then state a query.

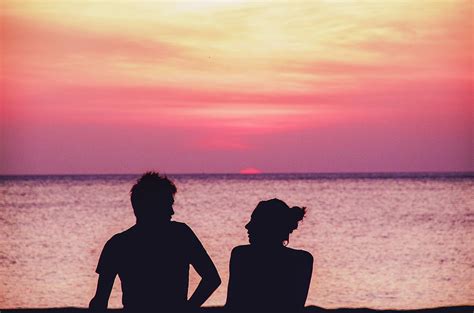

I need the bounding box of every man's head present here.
[130,172,177,225]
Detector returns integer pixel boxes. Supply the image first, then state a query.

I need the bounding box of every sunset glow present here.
[239,167,262,175]
[1,0,472,174]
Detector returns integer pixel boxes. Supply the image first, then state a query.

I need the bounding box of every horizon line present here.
[1,170,473,177]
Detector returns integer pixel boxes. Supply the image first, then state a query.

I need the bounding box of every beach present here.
[1,305,473,313]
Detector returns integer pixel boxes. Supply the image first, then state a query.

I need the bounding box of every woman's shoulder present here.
[231,245,313,262]
[231,244,252,256]
[285,247,314,263]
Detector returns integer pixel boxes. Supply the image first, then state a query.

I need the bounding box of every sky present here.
[1,0,472,174]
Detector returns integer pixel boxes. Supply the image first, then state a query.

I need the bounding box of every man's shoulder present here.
[169,221,200,240]
[169,221,193,234]
[106,226,136,245]
[170,221,189,229]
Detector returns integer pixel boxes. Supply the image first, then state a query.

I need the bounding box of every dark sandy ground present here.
[1,305,472,313]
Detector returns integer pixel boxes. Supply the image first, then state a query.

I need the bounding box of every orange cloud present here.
[1,0,472,174]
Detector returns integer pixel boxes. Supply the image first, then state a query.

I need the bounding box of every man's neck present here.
[136,220,172,231]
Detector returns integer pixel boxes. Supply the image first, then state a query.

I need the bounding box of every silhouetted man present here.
[89,172,221,312]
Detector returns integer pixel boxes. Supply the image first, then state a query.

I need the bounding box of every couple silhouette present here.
[89,172,313,313]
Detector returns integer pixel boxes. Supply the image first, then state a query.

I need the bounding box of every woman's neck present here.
[251,240,285,249]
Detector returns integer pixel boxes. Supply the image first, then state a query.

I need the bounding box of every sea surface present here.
[0,173,473,309]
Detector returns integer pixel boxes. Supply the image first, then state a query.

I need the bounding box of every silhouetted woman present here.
[226,198,313,313]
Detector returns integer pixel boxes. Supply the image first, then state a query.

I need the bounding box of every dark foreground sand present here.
[1,306,472,313]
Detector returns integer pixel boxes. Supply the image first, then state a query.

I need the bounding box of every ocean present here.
[0,173,473,309]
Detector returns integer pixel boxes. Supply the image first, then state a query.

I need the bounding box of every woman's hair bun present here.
[287,206,307,233]
[291,206,306,222]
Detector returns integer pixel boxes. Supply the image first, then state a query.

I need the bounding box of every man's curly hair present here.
[130,171,177,217]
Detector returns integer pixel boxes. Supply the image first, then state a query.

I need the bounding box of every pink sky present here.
[1,1,472,174]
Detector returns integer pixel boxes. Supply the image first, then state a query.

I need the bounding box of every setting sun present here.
[239,167,263,174]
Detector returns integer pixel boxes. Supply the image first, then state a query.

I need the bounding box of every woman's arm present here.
[225,248,237,308]
[294,251,314,308]
[225,246,247,310]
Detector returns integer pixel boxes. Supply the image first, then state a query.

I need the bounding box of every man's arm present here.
[89,272,116,311]
[90,236,119,311]
[185,226,221,307]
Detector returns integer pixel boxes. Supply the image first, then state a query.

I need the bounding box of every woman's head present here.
[245,198,306,246]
